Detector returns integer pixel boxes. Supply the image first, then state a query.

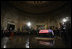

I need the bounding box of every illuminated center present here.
[27,22,31,27]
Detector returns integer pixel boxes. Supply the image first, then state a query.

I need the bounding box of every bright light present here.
[27,22,31,27]
[63,18,67,22]
[25,38,29,48]
[3,45,6,48]
[25,42,29,48]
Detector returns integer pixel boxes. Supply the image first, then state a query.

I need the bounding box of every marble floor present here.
[1,35,66,48]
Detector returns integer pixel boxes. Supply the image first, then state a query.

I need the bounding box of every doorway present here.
[7,24,15,31]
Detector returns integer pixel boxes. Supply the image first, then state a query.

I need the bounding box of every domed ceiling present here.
[7,1,69,14]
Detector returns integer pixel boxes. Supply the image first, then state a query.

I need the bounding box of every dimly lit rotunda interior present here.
[1,1,71,48]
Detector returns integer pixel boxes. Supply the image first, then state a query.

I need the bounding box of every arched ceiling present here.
[7,1,69,14]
